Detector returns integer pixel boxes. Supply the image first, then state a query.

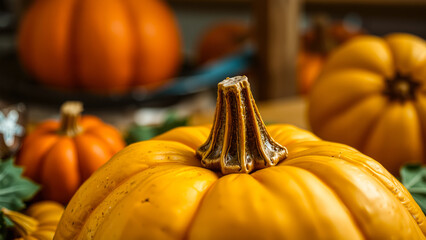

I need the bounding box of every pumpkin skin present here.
[18,0,181,92]
[3,201,64,240]
[16,102,125,204]
[308,33,426,175]
[55,77,425,240]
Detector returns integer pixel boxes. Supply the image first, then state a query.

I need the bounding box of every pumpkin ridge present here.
[74,164,154,239]
[255,165,365,239]
[311,70,384,132]
[284,156,425,238]
[353,99,390,153]
[83,125,125,155]
[32,134,61,183]
[82,165,216,239]
[72,134,112,183]
[40,137,81,203]
[76,165,169,239]
[17,132,59,182]
[57,141,201,239]
[182,176,220,240]
[286,151,426,232]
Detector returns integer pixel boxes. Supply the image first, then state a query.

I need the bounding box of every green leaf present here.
[126,112,188,145]
[400,164,426,214]
[0,212,6,240]
[0,158,39,228]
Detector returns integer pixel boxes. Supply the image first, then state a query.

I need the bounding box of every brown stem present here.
[2,208,38,237]
[58,101,83,137]
[385,74,419,102]
[306,14,335,55]
[196,76,288,175]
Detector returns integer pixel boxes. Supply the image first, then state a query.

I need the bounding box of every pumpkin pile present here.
[54,76,425,239]
[308,33,426,175]
[17,101,125,204]
[18,0,181,92]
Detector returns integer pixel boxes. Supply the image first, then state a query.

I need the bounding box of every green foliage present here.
[400,164,426,214]
[126,113,188,144]
[0,158,39,236]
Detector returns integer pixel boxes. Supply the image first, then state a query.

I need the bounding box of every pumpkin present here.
[16,101,125,204]
[298,15,364,94]
[55,76,425,239]
[196,22,250,65]
[2,201,64,240]
[18,0,181,92]
[308,33,426,176]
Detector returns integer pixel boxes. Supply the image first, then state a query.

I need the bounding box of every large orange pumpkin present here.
[18,0,181,92]
[308,33,426,175]
[16,102,125,204]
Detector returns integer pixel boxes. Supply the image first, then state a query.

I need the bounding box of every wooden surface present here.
[254,0,300,100]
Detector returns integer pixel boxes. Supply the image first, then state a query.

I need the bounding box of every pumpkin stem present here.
[196,76,287,175]
[58,101,83,137]
[385,74,419,102]
[1,208,38,237]
[307,15,335,55]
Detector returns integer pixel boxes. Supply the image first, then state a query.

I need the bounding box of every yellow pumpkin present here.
[2,201,64,240]
[308,33,426,175]
[55,76,425,239]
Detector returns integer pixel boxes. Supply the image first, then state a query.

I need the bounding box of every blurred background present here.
[1,0,426,137]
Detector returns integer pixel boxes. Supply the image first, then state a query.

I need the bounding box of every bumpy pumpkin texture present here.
[308,33,426,175]
[55,77,425,239]
[18,0,181,92]
[3,201,64,240]
[16,102,125,204]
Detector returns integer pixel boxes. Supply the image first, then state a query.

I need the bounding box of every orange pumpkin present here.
[16,102,125,204]
[196,22,250,65]
[18,0,181,92]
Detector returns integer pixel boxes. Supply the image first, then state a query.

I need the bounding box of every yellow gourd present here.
[55,76,425,239]
[308,33,426,175]
[3,201,64,240]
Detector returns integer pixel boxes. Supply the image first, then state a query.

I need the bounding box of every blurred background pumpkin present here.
[2,201,64,240]
[16,101,125,204]
[308,33,426,176]
[297,14,365,95]
[196,21,250,66]
[18,0,182,93]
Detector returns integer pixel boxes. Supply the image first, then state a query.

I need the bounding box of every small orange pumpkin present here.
[18,0,181,92]
[16,102,125,204]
